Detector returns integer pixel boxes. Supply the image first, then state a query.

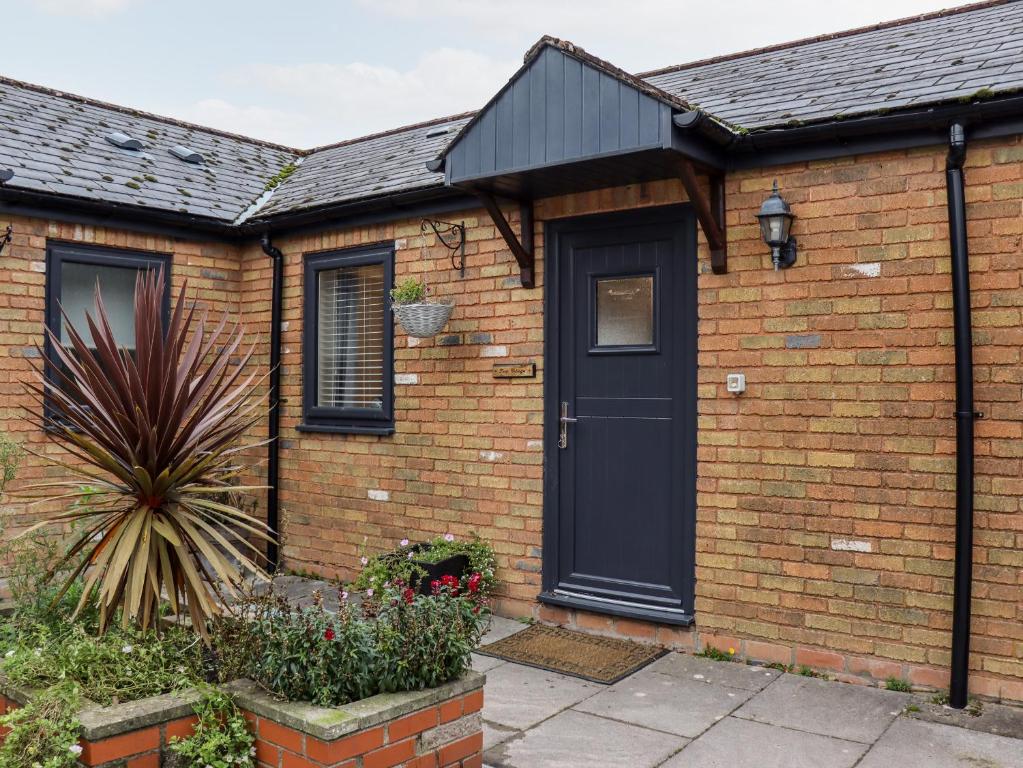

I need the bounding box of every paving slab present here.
[483,709,687,768]
[856,717,1023,768]
[483,720,519,751]
[734,673,909,743]
[645,653,781,692]
[481,662,603,730]
[481,616,530,646]
[472,652,506,673]
[661,716,867,768]
[573,668,755,738]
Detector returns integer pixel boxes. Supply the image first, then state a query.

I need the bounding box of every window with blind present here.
[44,242,170,420]
[302,244,394,434]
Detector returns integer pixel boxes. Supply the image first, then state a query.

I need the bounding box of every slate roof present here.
[0,76,300,223]
[253,114,473,219]
[642,0,1023,130]
[0,1,1021,226]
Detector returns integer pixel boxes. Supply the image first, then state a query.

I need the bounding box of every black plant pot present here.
[410,544,470,595]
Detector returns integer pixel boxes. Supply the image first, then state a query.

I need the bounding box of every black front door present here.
[544,206,696,623]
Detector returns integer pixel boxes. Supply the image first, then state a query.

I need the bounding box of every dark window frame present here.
[44,240,172,423]
[299,243,395,436]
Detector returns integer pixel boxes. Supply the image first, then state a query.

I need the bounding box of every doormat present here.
[476,624,667,685]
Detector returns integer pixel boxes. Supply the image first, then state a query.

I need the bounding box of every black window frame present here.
[44,241,172,423]
[299,243,395,436]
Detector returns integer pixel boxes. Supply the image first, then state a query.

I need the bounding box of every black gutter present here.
[0,186,239,241]
[945,123,979,710]
[728,94,1023,169]
[259,232,284,572]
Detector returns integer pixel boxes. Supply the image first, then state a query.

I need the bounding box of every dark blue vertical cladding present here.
[563,56,583,160]
[545,48,566,163]
[446,46,668,184]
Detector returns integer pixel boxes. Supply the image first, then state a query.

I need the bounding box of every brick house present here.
[1,0,1021,706]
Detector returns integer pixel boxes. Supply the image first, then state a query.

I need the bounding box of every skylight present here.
[170,145,204,164]
[105,132,143,150]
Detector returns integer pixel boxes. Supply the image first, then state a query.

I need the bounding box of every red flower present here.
[324,627,335,641]
[430,579,441,595]
[440,574,459,596]
[403,587,415,604]
[467,573,482,594]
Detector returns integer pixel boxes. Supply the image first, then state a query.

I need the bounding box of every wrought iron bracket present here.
[677,158,727,274]
[0,225,11,257]
[421,218,466,276]
[474,192,535,288]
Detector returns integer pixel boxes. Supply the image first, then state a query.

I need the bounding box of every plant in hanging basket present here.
[390,277,454,338]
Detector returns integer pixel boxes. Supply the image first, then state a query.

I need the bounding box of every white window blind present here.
[317,262,386,411]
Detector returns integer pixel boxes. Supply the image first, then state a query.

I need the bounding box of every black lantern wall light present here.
[756,180,797,270]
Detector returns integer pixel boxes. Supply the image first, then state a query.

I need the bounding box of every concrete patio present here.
[475,617,1023,768]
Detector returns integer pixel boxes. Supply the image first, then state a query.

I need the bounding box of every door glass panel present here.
[595,275,654,346]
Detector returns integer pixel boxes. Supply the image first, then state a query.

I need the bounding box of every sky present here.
[3,0,980,148]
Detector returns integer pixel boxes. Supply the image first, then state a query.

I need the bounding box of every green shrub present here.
[2,623,203,705]
[885,677,912,692]
[0,682,81,768]
[0,432,21,496]
[697,645,737,662]
[168,687,255,768]
[390,277,427,305]
[353,533,497,598]
[217,582,487,707]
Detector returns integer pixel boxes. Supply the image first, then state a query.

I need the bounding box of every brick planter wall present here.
[0,672,484,768]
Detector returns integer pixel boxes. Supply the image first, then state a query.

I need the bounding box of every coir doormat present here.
[476,623,667,684]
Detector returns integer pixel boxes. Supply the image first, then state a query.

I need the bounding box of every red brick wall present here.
[237,215,545,616]
[2,132,1022,703]
[0,688,483,768]
[250,135,1023,701]
[250,689,483,768]
[0,214,244,536]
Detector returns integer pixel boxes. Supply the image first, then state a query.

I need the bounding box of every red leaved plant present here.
[22,269,271,635]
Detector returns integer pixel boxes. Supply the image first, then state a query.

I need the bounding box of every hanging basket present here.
[392,301,454,338]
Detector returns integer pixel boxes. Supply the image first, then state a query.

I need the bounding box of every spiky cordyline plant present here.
[22,269,272,636]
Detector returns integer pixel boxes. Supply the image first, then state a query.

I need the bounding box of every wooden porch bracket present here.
[475,192,535,288]
[677,158,727,274]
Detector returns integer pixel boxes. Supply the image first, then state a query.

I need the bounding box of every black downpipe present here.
[946,123,978,710]
[260,233,284,571]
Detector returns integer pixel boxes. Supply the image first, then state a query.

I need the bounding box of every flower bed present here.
[0,672,485,768]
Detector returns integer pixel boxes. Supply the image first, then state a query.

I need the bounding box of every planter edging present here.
[0,669,485,744]
[224,670,485,741]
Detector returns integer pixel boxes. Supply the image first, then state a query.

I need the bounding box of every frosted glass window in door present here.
[595,275,654,347]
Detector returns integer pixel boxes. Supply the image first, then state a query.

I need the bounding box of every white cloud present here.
[30,0,137,15]
[174,98,312,148]
[354,0,981,72]
[179,47,517,147]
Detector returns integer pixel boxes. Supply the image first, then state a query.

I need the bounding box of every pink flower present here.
[366,588,374,597]
[444,533,455,542]
[400,538,410,547]
[360,556,369,566]
[341,591,349,601]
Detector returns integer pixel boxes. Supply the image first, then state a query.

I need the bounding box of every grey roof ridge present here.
[234,156,306,225]
[637,0,1015,78]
